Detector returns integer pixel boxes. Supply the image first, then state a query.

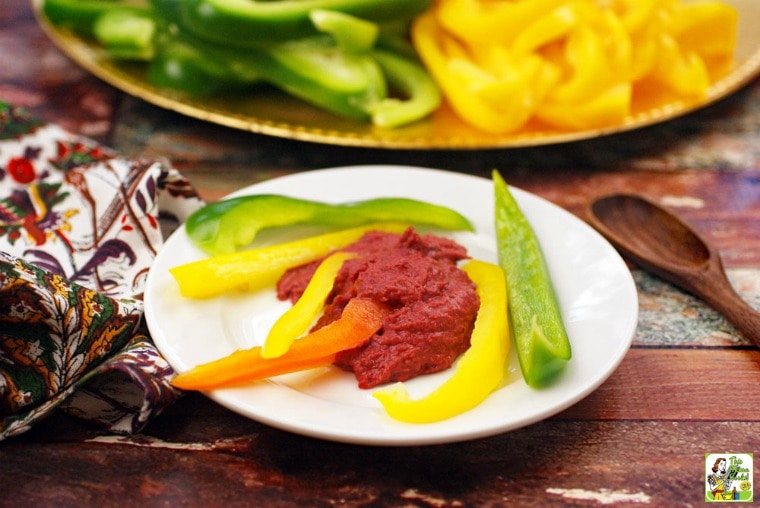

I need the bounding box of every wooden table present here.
[3,1,760,505]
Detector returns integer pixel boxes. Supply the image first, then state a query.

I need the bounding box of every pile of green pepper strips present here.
[43,0,441,128]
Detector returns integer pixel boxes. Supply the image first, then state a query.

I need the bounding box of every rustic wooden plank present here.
[560,347,760,421]
[7,348,758,506]
[4,416,758,506]
[0,3,120,143]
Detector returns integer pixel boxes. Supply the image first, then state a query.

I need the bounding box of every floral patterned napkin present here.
[0,102,204,440]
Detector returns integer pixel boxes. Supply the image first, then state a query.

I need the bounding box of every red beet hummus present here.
[276,227,480,389]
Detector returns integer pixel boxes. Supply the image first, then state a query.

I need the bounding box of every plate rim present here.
[144,165,639,446]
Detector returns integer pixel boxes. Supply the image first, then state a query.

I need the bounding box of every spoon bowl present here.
[588,193,760,346]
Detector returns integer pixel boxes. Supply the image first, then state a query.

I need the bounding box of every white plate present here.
[145,166,638,446]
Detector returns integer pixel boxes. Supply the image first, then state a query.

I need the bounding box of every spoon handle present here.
[696,266,760,347]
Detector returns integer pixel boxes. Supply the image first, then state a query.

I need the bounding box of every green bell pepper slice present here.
[146,35,248,95]
[177,0,432,46]
[309,9,378,53]
[42,0,440,127]
[145,7,417,123]
[493,170,571,388]
[186,194,475,256]
[368,48,442,128]
[144,27,387,114]
[42,0,150,37]
[265,36,388,120]
[93,8,157,60]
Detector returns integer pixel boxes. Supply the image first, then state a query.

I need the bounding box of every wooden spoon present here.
[588,193,760,346]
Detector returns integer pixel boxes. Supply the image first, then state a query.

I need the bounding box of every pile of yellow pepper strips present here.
[411,0,737,133]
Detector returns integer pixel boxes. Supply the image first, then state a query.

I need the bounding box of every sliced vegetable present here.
[186,194,473,256]
[42,0,439,128]
[144,13,391,116]
[492,171,570,387]
[145,32,248,95]
[410,0,737,133]
[411,9,557,134]
[260,35,388,121]
[42,0,150,37]
[176,0,432,46]
[172,298,388,391]
[93,7,157,61]
[368,48,442,128]
[309,9,379,53]
[372,259,509,423]
[262,251,358,359]
[170,222,408,298]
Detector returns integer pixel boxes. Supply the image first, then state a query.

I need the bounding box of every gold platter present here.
[34,0,760,150]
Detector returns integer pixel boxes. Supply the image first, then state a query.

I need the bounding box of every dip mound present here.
[277,228,480,388]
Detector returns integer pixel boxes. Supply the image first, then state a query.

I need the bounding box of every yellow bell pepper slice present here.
[262,251,358,359]
[170,222,407,299]
[511,2,578,56]
[547,23,610,104]
[411,0,736,135]
[372,259,509,423]
[648,33,710,99]
[611,0,660,34]
[437,0,568,48]
[412,10,550,134]
[627,21,659,81]
[592,9,633,81]
[668,1,737,60]
[537,83,631,130]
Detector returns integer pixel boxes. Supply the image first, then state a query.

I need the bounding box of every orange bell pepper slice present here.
[262,251,358,359]
[172,298,388,391]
